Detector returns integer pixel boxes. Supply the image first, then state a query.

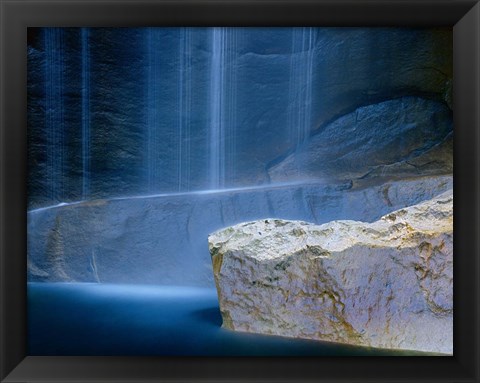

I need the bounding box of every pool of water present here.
[28,283,432,356]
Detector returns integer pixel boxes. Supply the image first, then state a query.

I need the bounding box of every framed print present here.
[1,0,479,382]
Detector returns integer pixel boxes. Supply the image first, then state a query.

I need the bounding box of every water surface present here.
[28,283,433,356]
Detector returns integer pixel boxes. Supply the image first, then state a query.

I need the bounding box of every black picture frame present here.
[1,0,479,382]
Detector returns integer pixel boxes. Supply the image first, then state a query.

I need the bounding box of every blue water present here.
[28,283,432,356]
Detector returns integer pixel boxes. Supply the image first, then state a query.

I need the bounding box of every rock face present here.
[28,175,452,286]
[268,97,452,184]
[27,28,452,209]
[209,189,453,354]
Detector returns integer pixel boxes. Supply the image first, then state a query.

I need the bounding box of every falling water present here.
[44,28,66,201]
[81,28,91,199]
[209,28,224,189]
[177,28,193,192]
[225,29,238,186]
[287,28,316,150]
[145,29,162,192]
[209,28,237,190]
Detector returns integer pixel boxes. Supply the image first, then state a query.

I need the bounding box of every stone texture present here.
[268,97,452,184]
[208,189,453,354]
[28,175,451,287]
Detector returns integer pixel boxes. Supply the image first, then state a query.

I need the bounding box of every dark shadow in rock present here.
[190,307,223,327]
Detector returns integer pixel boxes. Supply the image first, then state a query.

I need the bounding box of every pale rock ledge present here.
[208,190,453,354]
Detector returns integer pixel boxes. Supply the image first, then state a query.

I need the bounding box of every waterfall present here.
[287,27,315,150]
[145,29,162,192]
[209,28,224,189]
[209,27,237,190]
[81,28,91,199]
[177,28,193,192]
[225,29,238,186]
[44,28,66,201]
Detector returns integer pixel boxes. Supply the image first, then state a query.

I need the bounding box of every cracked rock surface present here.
[209,189,453,354]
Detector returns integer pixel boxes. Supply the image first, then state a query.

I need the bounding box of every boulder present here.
[209,189,453,354]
